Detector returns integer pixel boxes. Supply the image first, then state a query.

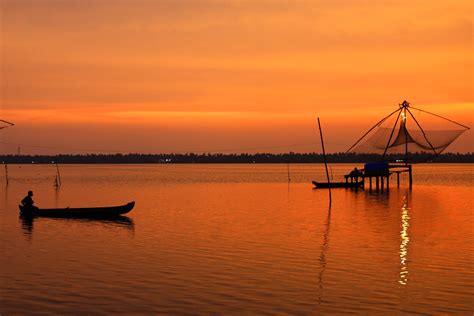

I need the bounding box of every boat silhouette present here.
[19,201,135,218]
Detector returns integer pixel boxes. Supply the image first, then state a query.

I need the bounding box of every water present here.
[1,164,473,314]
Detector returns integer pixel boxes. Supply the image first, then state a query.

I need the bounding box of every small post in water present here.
[317,117,332,206]
[4,163,9,185]
[287,162,291,183]
[56,162,62,187]
[53,160,62,187]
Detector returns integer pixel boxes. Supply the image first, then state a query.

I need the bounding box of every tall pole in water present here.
[318,117,332,206]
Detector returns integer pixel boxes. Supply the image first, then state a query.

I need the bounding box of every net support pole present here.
[404,108,408,165]
[406,108,438,156]
[0,119,15,126]
[382,110,402,159]
[346,108,402,154]
[318,117,331,207]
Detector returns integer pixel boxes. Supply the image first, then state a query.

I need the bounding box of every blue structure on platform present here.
[364,162,389,177]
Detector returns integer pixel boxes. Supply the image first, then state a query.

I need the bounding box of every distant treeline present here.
[1,152,473,164]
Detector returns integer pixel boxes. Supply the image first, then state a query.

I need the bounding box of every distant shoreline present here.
[1,153,472,164]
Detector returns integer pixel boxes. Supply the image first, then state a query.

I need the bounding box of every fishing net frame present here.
[346,101,470,162]
[0,119,14,130]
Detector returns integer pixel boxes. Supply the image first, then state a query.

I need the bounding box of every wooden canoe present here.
[19,201,135,218]
[312,181,364,189]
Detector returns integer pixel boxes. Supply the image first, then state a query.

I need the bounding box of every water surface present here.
[1,164,473,314]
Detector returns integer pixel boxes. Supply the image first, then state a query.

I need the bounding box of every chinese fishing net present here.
[346,102,470,156]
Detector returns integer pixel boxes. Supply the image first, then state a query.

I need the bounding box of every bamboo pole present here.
[404,108,409,165]
[287,162,291,183]
[345,108,401,153]
[409,165,413,189]
[382,110,402,159]
[406,108,438,156]
[56,162,62,187]
[0,119,14,126]
[318,117,332,206]
[4,163,8,185]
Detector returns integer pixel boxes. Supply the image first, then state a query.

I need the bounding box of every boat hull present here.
[19,201,135,218]
[312,181,363,189]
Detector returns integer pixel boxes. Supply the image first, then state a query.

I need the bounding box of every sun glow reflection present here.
[399,197,410,285]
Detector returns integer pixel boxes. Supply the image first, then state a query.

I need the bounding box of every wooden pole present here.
[404,108,408,166]
[345,108,402,154]
[382,110,402,159]
[287,162,291,183]
[317,117,332,206]
[406,108,438,156]
[4,164,8,185]
[55,161,62,187]
[409,165,413,189]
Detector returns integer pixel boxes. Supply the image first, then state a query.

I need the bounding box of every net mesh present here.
[348,106,469,155]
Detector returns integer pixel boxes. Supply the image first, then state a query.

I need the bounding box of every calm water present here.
[1,164,473,314]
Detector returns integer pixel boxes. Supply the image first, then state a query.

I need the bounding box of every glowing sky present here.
[1,0,472,154]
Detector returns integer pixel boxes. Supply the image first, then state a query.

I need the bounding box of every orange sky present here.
[1,0,472,154]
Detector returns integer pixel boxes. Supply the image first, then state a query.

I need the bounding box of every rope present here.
[410,106,470,130]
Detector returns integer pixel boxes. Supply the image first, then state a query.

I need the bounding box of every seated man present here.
[353,167,363,177]
[21,191,38,211]
[348,167,359,177]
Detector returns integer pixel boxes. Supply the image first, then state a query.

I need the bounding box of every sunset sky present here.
[1,0,472,154]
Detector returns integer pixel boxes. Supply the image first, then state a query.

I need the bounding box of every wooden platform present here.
[343,164,412,192]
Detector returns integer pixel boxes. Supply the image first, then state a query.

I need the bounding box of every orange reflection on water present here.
[399,196,410,285]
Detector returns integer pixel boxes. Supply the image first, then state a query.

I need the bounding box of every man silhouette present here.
[21,191,37,210]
